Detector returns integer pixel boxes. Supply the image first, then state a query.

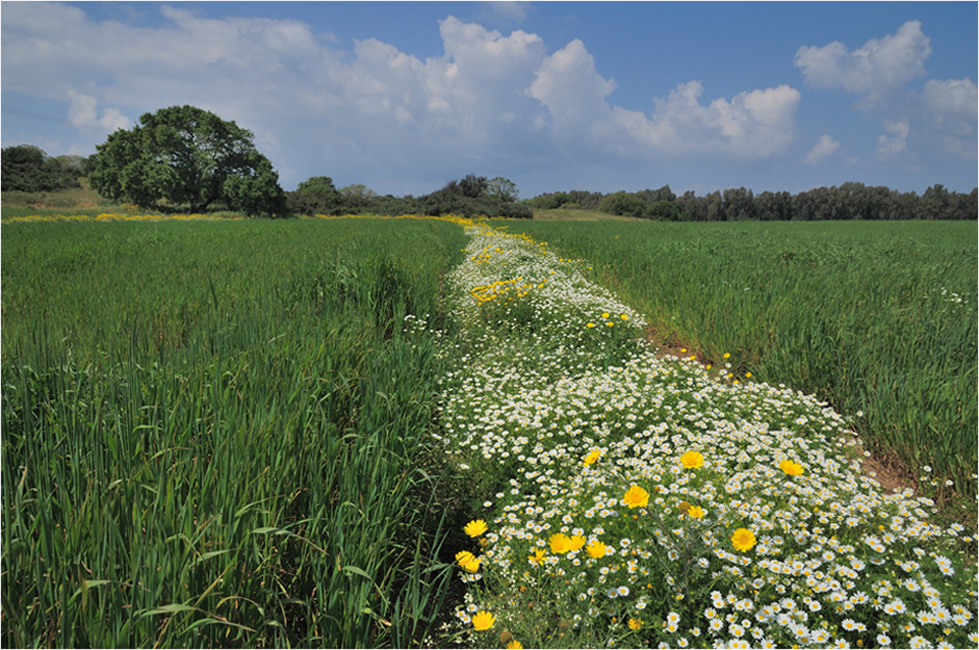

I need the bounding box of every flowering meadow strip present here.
[437,223,977,649]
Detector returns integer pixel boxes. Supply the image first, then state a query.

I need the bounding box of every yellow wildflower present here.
[679,451,704,469]
[623,485,650,509]
[464,519,488,537]
[549,533,573,554]
[780,459,805,476]
[528,547,547,566]
[585,540,608,558]
[583,448,602,465]
[731,528,756,553]
[687,505,707,519]
[456,550,480,572]
[472,611,495,631]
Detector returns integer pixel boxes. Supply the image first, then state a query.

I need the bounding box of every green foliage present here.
[533,183,977,221]
[339,183,378,202]
[635,184,675,204]
[531,191,576,209]
[415,175,531,218]
[1,145,84,192]
[486,176,518,203]
[643,200,687,221]
[88,105,286,216]
[1,218,468,647]
[457,174,488,199]
[284,174,529,219]
[287,176,340,215]
[296,175,337,195]
[598,191,646,218]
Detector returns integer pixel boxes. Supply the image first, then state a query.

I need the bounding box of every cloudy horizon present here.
[2,1,976,198]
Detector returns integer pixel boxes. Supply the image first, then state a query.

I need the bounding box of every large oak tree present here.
[90,106,286,216]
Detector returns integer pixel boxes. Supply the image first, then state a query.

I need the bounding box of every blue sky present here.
[2,1,976,198]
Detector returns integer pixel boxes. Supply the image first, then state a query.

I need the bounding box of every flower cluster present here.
[438,223,976,648]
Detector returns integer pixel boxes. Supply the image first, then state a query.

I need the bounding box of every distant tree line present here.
[5,103,974,221]
[1,145,92,193]
[287,173,532,219]
[530,183,977,221]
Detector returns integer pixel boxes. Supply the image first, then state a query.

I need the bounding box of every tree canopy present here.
[1,145,87,193]
[533,182,976,221]
[89,105,286,216]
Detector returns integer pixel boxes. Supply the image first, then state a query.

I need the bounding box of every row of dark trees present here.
[1,145,92,193]
[531,183,977,221]
[286,173,532,219]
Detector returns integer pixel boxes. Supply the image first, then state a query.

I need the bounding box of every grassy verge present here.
[438,222,976,649]
[1,217,468,647]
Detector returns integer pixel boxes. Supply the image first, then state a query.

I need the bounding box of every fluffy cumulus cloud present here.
[796,20,976,165]
[795,21,931,101]
[67,91,130,132]
[1,3,803,191]
[613,82,801,159]
[803,134,841,165]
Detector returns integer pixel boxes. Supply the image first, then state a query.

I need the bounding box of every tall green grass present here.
[1,218,467,647]
[498,220,977,509]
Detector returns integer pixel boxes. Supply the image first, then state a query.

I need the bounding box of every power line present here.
[1,106,71,125]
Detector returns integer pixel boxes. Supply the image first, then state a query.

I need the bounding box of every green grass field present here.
[1,217,468,647]
[2,214,976,648]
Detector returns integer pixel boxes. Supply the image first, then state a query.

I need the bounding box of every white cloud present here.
[877,120,910,161]
[528,39,617,136]
[795,20,931,102]
[796,21,975,166]
[920,77,978,159]
[67,91,130,132]
[608,82,801,159]
[2,3,802,191]
[803,134,841,165]
[922,77,978,124]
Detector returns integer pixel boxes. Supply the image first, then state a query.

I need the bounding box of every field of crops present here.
[2,215,976,649]
[1,217,468,647]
